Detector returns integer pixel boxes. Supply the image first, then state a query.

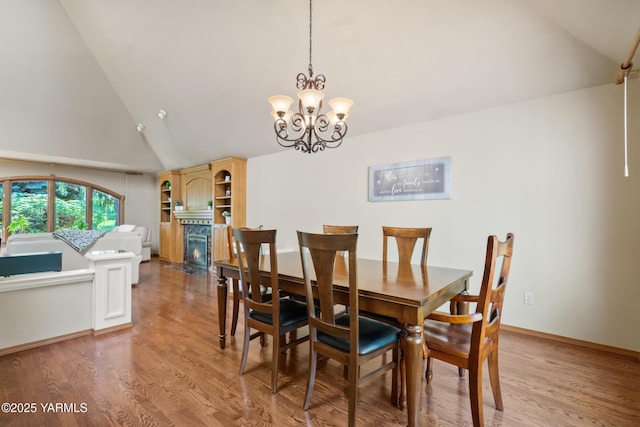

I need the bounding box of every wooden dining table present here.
[214,252,472,427]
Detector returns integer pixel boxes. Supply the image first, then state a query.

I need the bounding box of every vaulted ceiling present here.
[2,1,638,173]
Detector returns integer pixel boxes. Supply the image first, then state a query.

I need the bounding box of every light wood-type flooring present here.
[1,258,638,426]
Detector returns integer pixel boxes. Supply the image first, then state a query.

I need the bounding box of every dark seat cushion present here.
[318,314,400,355]
[250,298,308,327]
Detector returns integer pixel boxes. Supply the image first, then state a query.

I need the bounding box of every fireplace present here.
[182,221,212,268]
[186,234,208,267]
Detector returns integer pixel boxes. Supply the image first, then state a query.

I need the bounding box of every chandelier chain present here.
[308,0,313,76]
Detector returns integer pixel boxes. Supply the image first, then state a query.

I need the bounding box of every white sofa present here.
[5,231,143,284]
[113,225,151,262]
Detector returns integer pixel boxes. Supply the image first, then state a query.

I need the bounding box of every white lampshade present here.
[268,95,294,115]
[329,98,353,118]
[298,89,324,112]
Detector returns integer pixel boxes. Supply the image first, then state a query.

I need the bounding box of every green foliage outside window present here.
[92,189,118,231]
[6,215,29,233]
[11,181,48,233]
[3,179,121,235]
[55,182,86,231]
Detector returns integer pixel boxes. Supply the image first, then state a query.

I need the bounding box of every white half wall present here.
[247,83,640,352]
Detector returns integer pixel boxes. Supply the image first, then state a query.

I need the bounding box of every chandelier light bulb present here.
[158,109,167,119]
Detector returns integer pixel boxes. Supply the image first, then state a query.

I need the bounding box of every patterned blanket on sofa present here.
[52,230,107,252]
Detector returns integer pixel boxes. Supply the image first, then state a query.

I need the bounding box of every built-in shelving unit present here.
[211,157,246,227]
[158,159,245,265]
[214,175,232,224]
[210,157,246,263]
[158,170,181,263]
[160,184,172,223]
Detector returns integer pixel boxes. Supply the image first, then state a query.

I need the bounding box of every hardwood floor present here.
[1,258,638,426]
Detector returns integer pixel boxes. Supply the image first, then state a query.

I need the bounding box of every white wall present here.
[0,0,163,172]
[0,160,159,253]
[247,83,640,352]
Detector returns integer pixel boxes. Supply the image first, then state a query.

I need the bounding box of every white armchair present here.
[114,225,152,261]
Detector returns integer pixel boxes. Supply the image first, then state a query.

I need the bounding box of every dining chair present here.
[297,231,401,427]
[423,233,514,427]
[234,228,309,394]
[227,225,267,337]
[322,224,358,312]
[322,224,359,234]
[382,226,432,265]
[377,226,434,403]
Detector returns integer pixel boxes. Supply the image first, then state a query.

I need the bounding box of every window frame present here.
[1,175,125,243]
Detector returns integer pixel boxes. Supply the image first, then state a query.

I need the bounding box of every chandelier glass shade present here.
[268,0,353,153]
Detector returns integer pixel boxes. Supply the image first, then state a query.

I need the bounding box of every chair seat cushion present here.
[250,298,308,327]
[319,314,400,355]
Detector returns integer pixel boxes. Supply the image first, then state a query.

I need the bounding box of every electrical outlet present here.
[524,291,534,305]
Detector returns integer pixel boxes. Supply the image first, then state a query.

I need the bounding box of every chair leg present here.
[348,361,358,427]
[231,279,240,336]
[487,351,503,411]
[425,356,433,383]
[391,344,401,407]
[303,347,318,410]
[239,324,250,375]
[468,363,484,427]
[400,339,407,407]
[271,331,280,394]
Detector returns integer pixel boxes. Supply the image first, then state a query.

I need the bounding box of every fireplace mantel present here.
[174,210,213,225]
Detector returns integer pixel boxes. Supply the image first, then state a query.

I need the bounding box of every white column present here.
[85,250,134,333]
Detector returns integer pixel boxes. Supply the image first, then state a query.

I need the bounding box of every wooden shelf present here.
[211,157,245,227]
[159,172,181,263]
[160,180,174,224]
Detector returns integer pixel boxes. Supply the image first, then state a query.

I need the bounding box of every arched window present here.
[1,175,125,242]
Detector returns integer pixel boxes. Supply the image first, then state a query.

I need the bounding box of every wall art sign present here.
[368,157,452,202]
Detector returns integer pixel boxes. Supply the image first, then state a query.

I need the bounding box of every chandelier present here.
[268,0,353,153]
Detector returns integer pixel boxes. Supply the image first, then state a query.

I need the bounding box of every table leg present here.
[217,273,228,349]
[405,323,423,427]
